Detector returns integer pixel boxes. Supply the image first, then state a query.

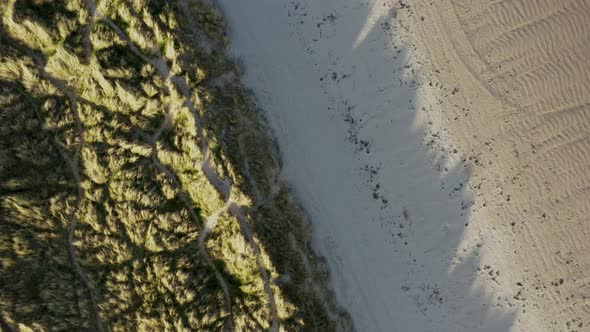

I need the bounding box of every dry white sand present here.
[214,0,589,331]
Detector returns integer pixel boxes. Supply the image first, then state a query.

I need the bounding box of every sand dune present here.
[217,0,589,330]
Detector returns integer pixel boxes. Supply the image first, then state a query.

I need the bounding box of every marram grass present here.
[0,0,352,331]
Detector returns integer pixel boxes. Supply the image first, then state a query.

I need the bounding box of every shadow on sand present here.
[214,0,518,330]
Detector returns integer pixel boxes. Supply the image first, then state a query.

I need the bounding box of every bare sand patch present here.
[215,0,533,330]
[215,0,589,330]
[397,0,590,330]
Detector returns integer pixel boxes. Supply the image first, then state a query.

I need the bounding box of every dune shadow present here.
[309,2,519,331]
[215,0,519,331]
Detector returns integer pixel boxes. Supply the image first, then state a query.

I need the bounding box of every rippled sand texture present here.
[401,0,590,330]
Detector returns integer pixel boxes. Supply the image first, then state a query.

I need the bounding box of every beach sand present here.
[397,1,590,330]
[215,0,590,330]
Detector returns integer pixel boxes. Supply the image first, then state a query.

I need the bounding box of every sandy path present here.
[213,0,530,331]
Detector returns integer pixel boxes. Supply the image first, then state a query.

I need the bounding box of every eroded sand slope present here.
[400,0,590,330]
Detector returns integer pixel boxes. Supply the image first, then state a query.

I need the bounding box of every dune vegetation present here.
[0,0,351,330]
